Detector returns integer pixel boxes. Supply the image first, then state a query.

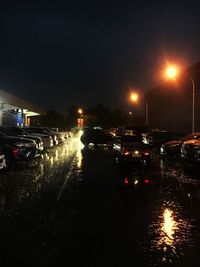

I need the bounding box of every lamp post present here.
[165,65,195,133]
[190,76,195,133]
[145,101,148,127]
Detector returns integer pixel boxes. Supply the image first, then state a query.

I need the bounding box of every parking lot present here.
[0,132,200,266]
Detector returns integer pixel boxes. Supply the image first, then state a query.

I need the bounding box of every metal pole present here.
[189,76,195,133]
[145,102,148,126]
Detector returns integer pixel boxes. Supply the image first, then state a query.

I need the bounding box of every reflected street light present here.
[165,64,195,133]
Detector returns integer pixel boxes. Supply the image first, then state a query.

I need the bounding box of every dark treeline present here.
[31,104,143,129]
[66,104,128,129]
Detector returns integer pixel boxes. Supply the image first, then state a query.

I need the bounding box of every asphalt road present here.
[1,135,200,267]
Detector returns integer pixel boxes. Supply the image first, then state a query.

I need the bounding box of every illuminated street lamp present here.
[165,65,179,80]
[130,92,148,126]
[78,108,83,115]
[130,92,139,103]
[165,64,195,133]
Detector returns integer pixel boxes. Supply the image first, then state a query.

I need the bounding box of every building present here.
[0,89,46,126]
[145,61,200,134]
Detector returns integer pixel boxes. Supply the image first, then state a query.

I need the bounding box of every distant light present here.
[78,109,83,114]
[134,150,139,154]
[144,179,150,184]
[134,179,139,185]
[144,152,150,156]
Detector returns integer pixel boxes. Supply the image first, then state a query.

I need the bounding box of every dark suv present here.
[81,128,114,146]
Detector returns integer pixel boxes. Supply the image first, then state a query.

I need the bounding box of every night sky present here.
[0,0,200,113]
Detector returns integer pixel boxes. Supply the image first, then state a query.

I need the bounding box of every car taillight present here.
[12,146,20,157]
[124,178,129,185]
[144,152,150,156]
[144,179,150,184]
[122,149,130,156]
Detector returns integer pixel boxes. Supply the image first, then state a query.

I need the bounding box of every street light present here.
[145,102,148,127]
[78,108,83,115]
[165,65,195,133]
[130,92,148,126]
[165,65,179,80]
[130,92,139,103]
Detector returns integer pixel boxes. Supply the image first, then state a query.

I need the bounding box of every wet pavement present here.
[1,134,200,266]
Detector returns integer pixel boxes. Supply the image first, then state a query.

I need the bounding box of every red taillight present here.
[12,147,20,157]
[144,152,150,156]
[122,149,130,156]
[144,179,150,184]
[124,178,129,185]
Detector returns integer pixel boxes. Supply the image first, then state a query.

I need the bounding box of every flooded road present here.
[0,135,200,266]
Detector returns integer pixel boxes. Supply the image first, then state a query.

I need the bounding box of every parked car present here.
[143,130,184,149]
[81,128,114,146]
[24,128,53,149]
[113,134,152,165]
[0,131,38,167]
[160,132,200,157]
[25,127,56,147]
[181,135,200,161]
[0,126,44,154]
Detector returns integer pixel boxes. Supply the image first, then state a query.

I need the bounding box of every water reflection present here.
[148,201,193,265]
[76,142,84,169]
[161,209,177,247]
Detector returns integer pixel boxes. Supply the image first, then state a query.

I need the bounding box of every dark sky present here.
[0,0,200,113]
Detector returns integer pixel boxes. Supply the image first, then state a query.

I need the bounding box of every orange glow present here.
[78,108,83,114]
[77,118,84,128]
[165,65,179,80]
[130,93,139,102]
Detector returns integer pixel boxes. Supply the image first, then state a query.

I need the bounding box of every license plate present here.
[132,153,141,158]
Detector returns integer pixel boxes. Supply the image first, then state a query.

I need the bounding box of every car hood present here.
[163,140,182,146]
[183,139,200,145]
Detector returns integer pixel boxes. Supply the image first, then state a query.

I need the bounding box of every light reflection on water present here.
[146,201,194,265]
[161,209,177,247]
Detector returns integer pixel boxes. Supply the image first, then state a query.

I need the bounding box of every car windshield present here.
[121,135,142,143]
